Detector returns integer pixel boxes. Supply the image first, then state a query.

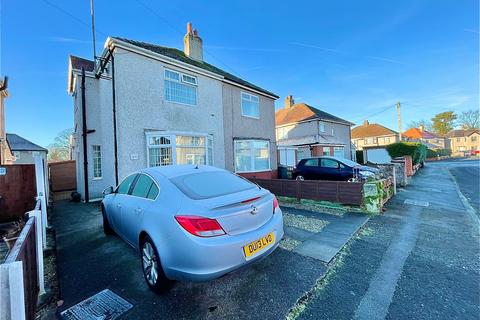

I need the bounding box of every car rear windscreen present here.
[171,171,256,200]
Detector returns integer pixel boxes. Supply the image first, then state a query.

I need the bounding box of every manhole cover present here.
[404,199,429,207]
[60,289,133,320]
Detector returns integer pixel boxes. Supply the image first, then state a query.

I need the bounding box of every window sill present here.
[93,177,103,181]
[165,99,197,107]
[235,169,271,174]
[241,114,260,120]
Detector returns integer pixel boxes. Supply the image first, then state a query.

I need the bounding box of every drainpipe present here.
[81,68,90,202]
[110,50,119,186]
[0,77,8,165]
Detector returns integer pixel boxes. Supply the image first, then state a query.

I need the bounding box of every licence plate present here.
[243,232,275,259]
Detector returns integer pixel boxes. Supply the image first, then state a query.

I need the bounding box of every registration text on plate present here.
[243,232,275,259]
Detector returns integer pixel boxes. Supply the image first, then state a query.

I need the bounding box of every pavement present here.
[52,200,363,319]
[294,158,480,320]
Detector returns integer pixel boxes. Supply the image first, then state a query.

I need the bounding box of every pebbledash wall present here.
[222,82,277,179]
[113,47,226,179]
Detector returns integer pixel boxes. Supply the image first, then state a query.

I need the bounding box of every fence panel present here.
[4,216,39,320]
[0,164,37,222]
[49,160,76,192]
[250,178,364,205]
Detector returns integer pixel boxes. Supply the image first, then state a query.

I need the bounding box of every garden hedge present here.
[386,142,428,165]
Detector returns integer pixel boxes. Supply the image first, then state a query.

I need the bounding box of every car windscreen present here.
[170,171,256,200]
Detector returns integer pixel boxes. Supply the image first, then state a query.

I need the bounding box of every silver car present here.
[101,165,284,293]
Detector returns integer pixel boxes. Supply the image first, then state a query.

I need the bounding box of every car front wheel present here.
[141,236,172,294]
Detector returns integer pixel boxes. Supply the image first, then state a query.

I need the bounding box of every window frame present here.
[145,132,214,167]
[164,68,198,106]
[92,145,102,180]
[234,139,271,173]
[128,173,160,201]
[240,92,260,119]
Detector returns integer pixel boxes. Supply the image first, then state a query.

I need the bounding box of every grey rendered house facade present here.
[275,95,354,166]
[67,23,278,201]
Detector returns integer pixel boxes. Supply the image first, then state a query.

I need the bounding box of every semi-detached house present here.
[67,23,278,201]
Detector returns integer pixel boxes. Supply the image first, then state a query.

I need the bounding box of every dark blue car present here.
[292,156,378,181]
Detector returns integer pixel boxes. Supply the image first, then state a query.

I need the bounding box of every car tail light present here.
[273,195,279,213]
[175,215,226,237]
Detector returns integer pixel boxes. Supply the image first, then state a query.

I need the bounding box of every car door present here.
[319,158,340,180]
[120,174,159,246]
[300,158,319,179]
[111,174,137,235]
[338,163,354,181]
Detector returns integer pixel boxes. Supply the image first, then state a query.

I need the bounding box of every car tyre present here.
[102,206,114,235]
[141,235,172,294]
[295,175,305,181]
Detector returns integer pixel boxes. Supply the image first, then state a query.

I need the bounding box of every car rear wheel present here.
[295,175,305,181]
[141,236,171,294]
[102,206,114,235]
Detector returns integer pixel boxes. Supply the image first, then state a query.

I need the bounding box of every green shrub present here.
[427,149,437,158]
[386,142,428,165]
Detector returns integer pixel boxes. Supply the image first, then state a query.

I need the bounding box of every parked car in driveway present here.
[101,165,284,293]
[292,156,378,181]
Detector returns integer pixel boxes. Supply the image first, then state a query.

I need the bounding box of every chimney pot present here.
[285,95,295,109]
[363,120,369,126]
[187,22,192,34]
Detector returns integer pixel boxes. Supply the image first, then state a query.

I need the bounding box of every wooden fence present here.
[0,164,37,223]
[49,160,76,192]
[250,178,364,205]
[3,216,39,320]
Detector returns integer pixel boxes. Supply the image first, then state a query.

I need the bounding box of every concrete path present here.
[293,212,370,263]
[296,159,480,320]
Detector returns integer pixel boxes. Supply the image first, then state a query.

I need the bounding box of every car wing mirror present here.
[102,186,114,195]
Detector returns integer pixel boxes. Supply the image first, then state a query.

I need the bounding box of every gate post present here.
[28,210,45,295]
[33,153,48,248]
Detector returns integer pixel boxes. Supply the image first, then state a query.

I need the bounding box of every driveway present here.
[53,201,339,319]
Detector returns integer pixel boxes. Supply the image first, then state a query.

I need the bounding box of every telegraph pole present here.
[396,101,402,141]
[90,0,97,60]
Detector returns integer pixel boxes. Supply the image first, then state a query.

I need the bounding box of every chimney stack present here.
[419,125,424,131]
[363,120,369,126]
[285,95,295,109]
[184,22,203,62]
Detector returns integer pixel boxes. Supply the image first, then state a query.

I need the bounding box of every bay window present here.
[164,69,197,106]
[234,140,270,172]
[147,133,213,167]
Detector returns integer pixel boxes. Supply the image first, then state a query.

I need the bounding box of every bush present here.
[427,149,437,158]
[386,142,428,165]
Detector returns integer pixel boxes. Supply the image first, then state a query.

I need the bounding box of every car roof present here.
[302,156,342,161]
[139,165,225,180]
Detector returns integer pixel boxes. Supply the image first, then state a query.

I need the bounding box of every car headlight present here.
[359,171,375,178]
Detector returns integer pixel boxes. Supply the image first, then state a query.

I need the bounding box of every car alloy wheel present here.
[296,175,305,181]
[140,236,172,293]
[142,241,158,286]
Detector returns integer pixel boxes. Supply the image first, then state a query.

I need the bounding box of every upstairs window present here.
[164,69,197,106]
[241,92,260,118]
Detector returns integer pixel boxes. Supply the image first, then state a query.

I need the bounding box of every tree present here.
[48,128,73,162]
[406,119,433,132]
[431,111,457,135]
[458,109,479,129]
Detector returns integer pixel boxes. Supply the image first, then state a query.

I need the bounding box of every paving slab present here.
[284,226,315,241]
[294,213,370,263]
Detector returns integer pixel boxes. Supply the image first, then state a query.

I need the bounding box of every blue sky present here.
[2,0,478,147]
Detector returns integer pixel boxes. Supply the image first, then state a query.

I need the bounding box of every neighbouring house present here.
[0,77,9,165]
[351,120,399,164]
[402,126,447,149]
[275,95,354,166]
[446,129,480,157]
[5,133,48,164]
[67,23,279,201]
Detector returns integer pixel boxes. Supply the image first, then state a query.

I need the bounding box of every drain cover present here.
[404,199,429,207]
[60,289,133,320]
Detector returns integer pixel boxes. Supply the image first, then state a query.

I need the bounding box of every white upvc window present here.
[278,147,296,167]
[234,140,270,173]
[333,146,345,158]
[241,92,260,118]
[146,132,213,167]
[164,68,197,106]
[92,145,102,179]
[319,122,326,133]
